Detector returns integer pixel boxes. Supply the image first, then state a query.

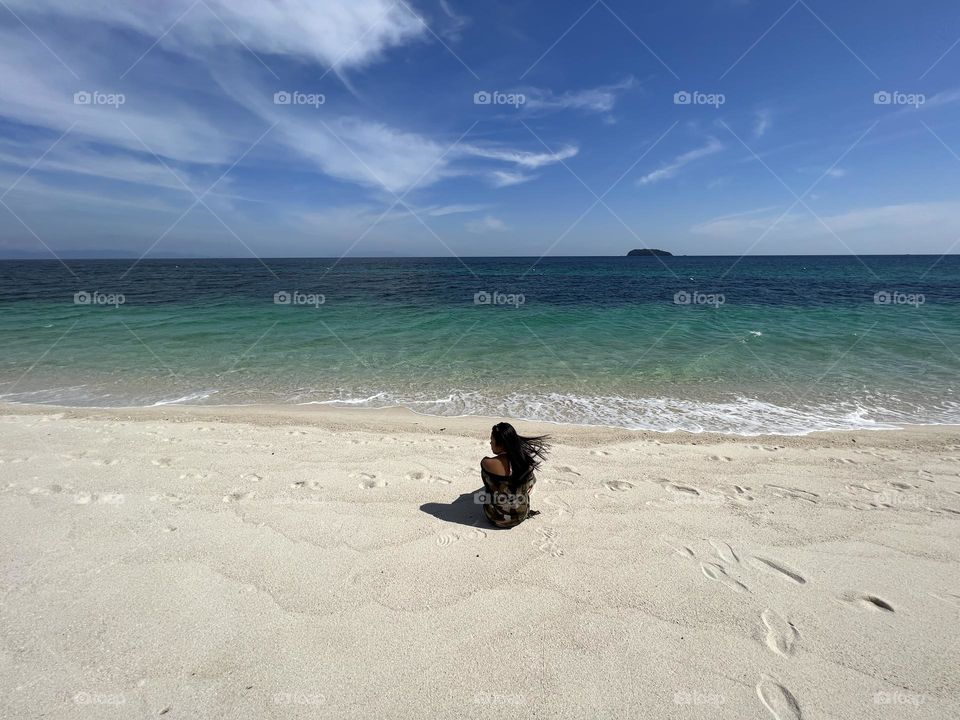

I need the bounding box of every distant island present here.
[627,249,672,256]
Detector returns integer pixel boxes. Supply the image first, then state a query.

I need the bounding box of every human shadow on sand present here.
[420,489,497,529]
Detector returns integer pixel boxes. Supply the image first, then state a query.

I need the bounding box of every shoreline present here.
[1,400,957,446]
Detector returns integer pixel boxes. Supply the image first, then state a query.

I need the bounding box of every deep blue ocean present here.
[1,255,957,434]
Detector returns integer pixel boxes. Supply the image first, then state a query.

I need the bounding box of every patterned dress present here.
[480,464,537,528]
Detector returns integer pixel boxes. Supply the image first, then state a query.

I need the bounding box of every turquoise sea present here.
[0,256,957,435]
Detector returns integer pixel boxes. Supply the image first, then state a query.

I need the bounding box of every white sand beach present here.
[1,404,958,719]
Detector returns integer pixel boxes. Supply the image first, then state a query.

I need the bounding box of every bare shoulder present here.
[481,455,509,476]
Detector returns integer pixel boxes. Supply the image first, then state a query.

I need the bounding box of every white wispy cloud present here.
[437,0,471,41]
[0,3,580,207]
[525,77,637,115]
[691,201,960,239]
[489,170,537,188]
[637,137,724,186]
[3,0,425,70]
[914,87,960,111]
[465,215,507,234]
[464,145,579,169]
[754,109,771,137]
[425,203,488,217]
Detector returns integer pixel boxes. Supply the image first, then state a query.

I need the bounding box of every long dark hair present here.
[491,422,550,479]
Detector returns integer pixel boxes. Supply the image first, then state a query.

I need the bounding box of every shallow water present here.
[1,256,957,434]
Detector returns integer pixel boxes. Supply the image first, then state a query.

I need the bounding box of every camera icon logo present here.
[873,91,892,105]
[673,290,692,305]
[474,91,492,105]
[274,291,292,305]
[873,290,891,304]
[73,91,92,105]
[674,91,692,105]
[274,91,291,105]
[474,291,492,305]
[74,291,92,305]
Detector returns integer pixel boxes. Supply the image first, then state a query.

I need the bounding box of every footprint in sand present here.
[179,472,207,480]
[359,477,387,489]
[406,471,451,485]
[841,592,894,612]
[543,495,573,518]
[709,455,733,462]
[603,480,634,492]
[655,480,700,497]
[557,466,582,476]
[708,540,739,564]
[92,458,121,466]
[761,609,799,657]
[887,481,915,490]
[763,485,819,504]
[590,450,610,456]
[534,527,564,557]
[151,458,173,468]
[661,537,695,558]
[241,473,262,483]
[748,556,807,585]
[756,675,802,720]
[436,533,458,547]
[290,480,322,489]
[700,562,750,594]
[222,491,255,503]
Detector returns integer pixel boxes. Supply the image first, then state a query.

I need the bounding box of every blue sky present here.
[0,0,958,258]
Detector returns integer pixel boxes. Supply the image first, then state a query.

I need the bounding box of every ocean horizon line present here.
[1,253,957,262]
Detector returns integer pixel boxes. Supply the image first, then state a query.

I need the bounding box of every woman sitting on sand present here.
[480,422,550,528]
